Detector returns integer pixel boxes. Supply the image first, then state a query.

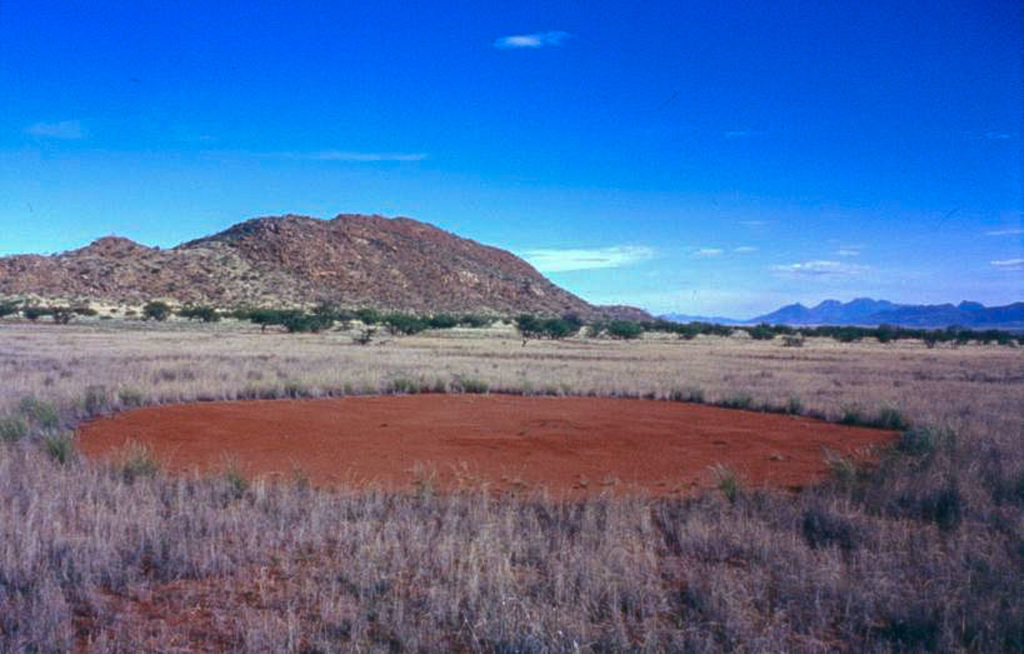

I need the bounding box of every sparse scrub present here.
[0,322,1023,650]
[113,440,161,483]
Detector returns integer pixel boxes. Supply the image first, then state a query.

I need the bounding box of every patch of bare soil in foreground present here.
[77,395,895,496]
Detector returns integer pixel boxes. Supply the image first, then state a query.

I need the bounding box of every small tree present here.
[23,306,50,322]
[0,301,19,319]
[50,307,74,325]
[143,301,172,322]
[606,320,644,340]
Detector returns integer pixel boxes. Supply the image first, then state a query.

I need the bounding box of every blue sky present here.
[1,1,1020,317]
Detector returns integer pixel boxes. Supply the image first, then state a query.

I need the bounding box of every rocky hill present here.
[0,213,649,319]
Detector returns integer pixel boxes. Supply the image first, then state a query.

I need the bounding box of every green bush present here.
[384,313,429,336]
[178,305,220,322]
[143,301,172,321]
[355,308,382,325]
[49,307,74,324]
[0,301,20,318]
[43,434,75,465]
[23,306,50,321]
[747,323,775,340]
[605,320,644,340]
[427,314,459,329]
[0,415,28,442]
[19,396,59,429]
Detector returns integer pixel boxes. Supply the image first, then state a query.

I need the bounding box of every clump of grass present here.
[896,427,954,457]
[385,377,418,394]
[114,441,161,483]
[19,395,60,430]
[117,387,146,408]
[840,404,866,426]
[283,381,313,399]
[785,395,804,415]
[223,459,250,498]
[0,415,28,442]
[451,376,489,394]
[874,405,910,430]
[709,463,741,503]
[720,392,754,410]
[824,449,858,484]
[42,433,75,465]
[802,506,862,552]
[669,387,705,403]
[83,385,110,416]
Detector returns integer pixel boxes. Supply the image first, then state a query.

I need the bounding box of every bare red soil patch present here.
[77,395,895,496]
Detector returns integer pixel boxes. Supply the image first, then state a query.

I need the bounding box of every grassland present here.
[1,318,1023,651]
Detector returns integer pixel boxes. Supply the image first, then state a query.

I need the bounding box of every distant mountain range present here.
[662,298,1024,330]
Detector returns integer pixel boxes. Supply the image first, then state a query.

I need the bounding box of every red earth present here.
[77,395,895,497]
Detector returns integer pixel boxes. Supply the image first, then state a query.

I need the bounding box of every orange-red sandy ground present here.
[78,395,895,496]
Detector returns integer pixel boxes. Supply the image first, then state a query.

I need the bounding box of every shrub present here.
[281,313,333,334]
[72,305,98,317]
[782,334,804,347]
[0,415,28,442]
[721,392,754,410]
[426,314,459,329]
[178,305,220,322]
[802,507,861,552]
[42,433,75,465]
[606,320,644,340]
[515,315,581,341]
[19,395,59,430]
[353,328,376,345]
[669,387,705,403]
[874,406,910,430]
[23,306,50,321]
[748,323,775,340]
[458,314,494,328]
[710,464,740,503]
[83,385,109,416]
[143,301,172,321]
[383,313,429,336]
[0,301,20,318]
[115,441,160,483]
[49,307,74,324]
[117,387,145,408]
[354,308,382,325]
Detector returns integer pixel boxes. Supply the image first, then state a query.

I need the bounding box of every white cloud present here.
[836,247,861,257]
[985,228,1024,236]
[494,31,571,49]
[770,260,869,278]
[276,151,427,162]
[693,248,724,258]
[522,245,655,273]
[733,246,758,254]
[739,220,767,227]
[991,258,1024,271]
[25,120,84,139]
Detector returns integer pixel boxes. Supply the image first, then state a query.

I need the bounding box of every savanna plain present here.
[2,318,1023,652]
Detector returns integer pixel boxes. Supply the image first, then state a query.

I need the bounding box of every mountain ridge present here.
[0,214,649,320]
[663,297,1024,329]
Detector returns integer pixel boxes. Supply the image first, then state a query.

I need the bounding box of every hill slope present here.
[0,213,648,318]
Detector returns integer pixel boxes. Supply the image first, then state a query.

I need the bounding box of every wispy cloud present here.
[724,129,768,139]
[693,248,724,258]
[25,120,84,139]
[985,228,1024,236]
[836,247,861,257]
[522,245,655,273]
[770,260,869,278]
[739,220,767,227]
[991,258,1024,271]
[733,246,758,254]
[985,131,1016,140]
[494,31,571,49]
[273,150,427,162]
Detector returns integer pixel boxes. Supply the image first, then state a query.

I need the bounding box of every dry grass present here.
[1,318,1023,651]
